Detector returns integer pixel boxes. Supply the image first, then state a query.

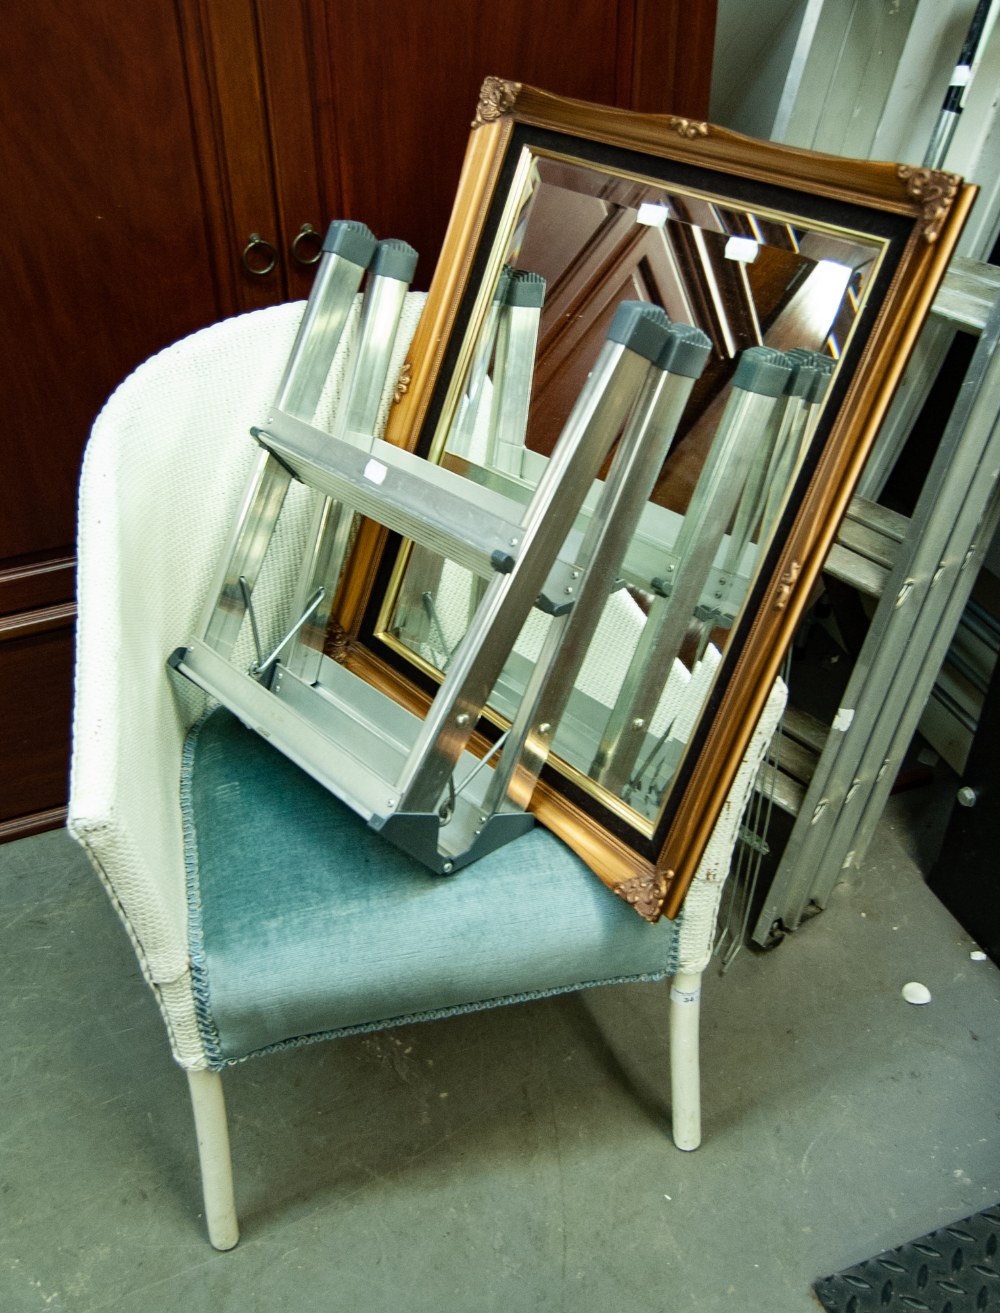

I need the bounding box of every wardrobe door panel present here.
[0,2,243,566]
[304,0,716,289]
[0,0,279,836]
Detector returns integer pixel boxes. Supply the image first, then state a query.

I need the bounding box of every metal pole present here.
[923,0,998,169]
[195,221,376,658]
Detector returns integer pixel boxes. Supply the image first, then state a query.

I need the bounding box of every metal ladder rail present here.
[484,270,546,477]
[753,262,1000,826]
[762,259,1000,818]
[390,268,547,661]
[465,268,547,628]
[193,220,377,661]
[385,302,670,826]
[481,321,713,817]
[283,238,419,685]
[592,346,796,796]
[752,256,1000,945]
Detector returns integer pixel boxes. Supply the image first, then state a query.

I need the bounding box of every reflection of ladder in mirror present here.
[752,254,1000,945]
[590,346,829,799]
[169,220,709,874]
[448,266,546,476]
[409,265,547,641]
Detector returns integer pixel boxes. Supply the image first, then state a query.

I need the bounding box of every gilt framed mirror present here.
[328,79,975,921]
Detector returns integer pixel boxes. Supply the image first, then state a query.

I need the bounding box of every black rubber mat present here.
[814,1206,1000,1312]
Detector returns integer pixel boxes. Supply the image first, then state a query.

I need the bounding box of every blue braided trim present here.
[202,969,673,1071]
[180,711,227,1069]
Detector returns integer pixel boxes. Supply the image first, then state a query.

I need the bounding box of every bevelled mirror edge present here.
[329,77,977,922]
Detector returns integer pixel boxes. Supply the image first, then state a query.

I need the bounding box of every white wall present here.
[710,0,809,138]
[710,0,999,256]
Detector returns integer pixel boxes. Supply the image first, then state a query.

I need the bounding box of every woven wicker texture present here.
[69,297,424,1061]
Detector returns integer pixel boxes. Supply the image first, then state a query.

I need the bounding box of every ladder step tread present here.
[844,494,910,542]
[835,518,899,570]
[756,761,805,818]
[932,255,1000,334]
[770,728,819,785]
[823,542,888,597]
[782,704,830,754]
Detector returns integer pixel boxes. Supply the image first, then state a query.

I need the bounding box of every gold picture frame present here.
[328,79,975,921]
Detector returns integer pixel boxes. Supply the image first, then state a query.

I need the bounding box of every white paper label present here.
[951,63,972,87]
[670,985,701,1006]
[724,235,759,263]
[832,706,855,732]
[636,202,669,228]
[363,458,388,486]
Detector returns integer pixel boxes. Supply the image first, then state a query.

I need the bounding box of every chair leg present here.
[669,969,703,1151]
[186,1069,240,1250]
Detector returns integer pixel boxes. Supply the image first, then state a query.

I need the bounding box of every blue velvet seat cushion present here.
[182,707,680,1068]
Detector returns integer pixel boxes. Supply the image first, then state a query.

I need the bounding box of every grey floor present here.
[3,795,998,1313]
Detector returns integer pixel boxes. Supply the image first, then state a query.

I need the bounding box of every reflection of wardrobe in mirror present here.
[506,172,863,516]
[0,0,717,841]
[518,183,688,470]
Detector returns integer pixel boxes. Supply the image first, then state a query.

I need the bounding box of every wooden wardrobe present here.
[0,0,716,839]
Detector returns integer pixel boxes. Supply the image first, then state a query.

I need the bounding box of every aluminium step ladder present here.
[169,219,718,876]
[752,255,1000,944]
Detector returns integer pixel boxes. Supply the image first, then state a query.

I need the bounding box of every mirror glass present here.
[373,146,886,833]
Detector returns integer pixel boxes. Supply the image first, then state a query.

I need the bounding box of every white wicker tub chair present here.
[69,298,786,1249]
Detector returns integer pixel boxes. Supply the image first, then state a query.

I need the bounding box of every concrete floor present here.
[3,800,998,1313]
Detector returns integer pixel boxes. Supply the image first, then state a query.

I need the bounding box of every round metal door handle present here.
[291,222,323,266]
[241,233,278,277]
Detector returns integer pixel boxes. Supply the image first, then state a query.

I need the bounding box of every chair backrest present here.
[69,297,425,988]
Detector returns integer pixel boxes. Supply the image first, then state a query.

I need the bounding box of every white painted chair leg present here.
[669,970,703,1151]
[186,1069,240,1250]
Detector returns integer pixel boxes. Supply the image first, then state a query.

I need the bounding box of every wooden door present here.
[294,0,716,290]
[0,0,283,838]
